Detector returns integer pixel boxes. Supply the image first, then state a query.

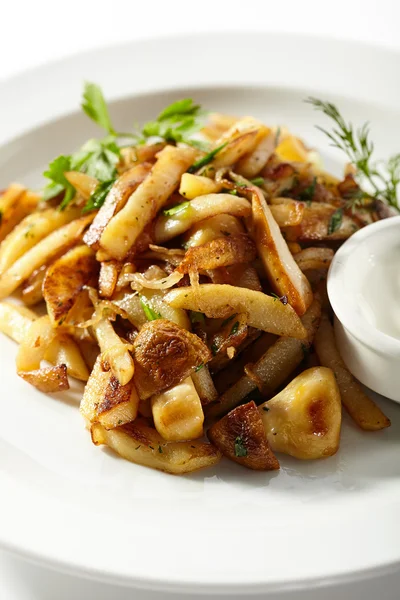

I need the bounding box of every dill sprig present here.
[305,97,400,211]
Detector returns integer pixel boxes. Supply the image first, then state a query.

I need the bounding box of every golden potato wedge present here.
[111,292,148,329]
[99,146,197,259]
[259,367,342,459]
[21,265,47,306]
[0,214,94,299]
[44,334,90,382]
[98,260,121,298]
[19,364,69,393]
[183,214,244,249]
[43,245,99,326]
[236,128,276,179]
[151,377,204,441]
[91,419,221,475]
[0,185,39,243]
[139,289,191,330]
[179,173,222,199]
[191,365,218,405]
[211,130,260,169]
[251,188,313,315]
[165,284,306,338]
[16,315,57,372]
[118,142,166,173]
[206,296,321,420]
[177,233,256,274]
[283,203,358,242]
[208,401,280,470]
[0,207,81,275]
[133,319,211,400]
[269,201,304,227]
[80,355,139,429]
[294,247,334,272]
[0,302,37,343]
[92,317,134,386]
[64,171,98,200]
[84,163,152,250]
[314,313,390,431]
[154,194,251,243]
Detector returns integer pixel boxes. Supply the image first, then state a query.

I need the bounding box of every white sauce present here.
[360,250,400,341]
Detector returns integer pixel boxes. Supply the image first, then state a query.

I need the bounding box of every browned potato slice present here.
[99,146,197,259]
[211,130,260,169]
[0,207,81,275]
[283,202,358,242]
[251,188,313,315]
[151,377,204,441]
[192,365,218,405]
[206,296,321,420]
[133,319,211,399]
[269,201,304,227]
[64,172,98,200]
[92,317,134,386]
[91,419,221,475]
[294,247,334,272]
[208,264,262,291]
[179,174,222,199]
[44,334,90,382]
[0,302,37,343]
[98,260,120,298]
[236,128,275,179]
[21,265,47,306]
[16,315,57,372]
[0,186,39,243]
[154,194,251,244]
[177,234,256,274]
[208,401,280,470]
[84,163,151,250]
[0,214,94,299]
[43,245,99,326]
[19,364,69,393]
[164,284,306,338]
[118,142,166,173]
[183,214,244,249]
[80,355,139,430]
[315,313,390,431]
[259,367,342,459]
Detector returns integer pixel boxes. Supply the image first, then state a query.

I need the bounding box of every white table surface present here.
[1,0,399,597]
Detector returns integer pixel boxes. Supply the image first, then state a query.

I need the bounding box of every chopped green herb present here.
[83,179,115,213]
[234,436,248,457]
[187,142,228,173]
[250,177,265,186]
[229,189,238,196]
[195,363,204,372]
[299,176,317,205]
[158,445,163,454]
[117,419,123,425]
[271,293,288,305]
[221,314,235,327]
[42,155,76,206]
[81,81,116,135]
[328,208,343,235]
[140,296,162,321]
[163,201,190,217]
[149,446,155,450]
[262,406,269,412]
[230,321,239,335]
[135,445,141,450]
[142,98,207,149]
[211,341,219,356]
[190,311,205,325]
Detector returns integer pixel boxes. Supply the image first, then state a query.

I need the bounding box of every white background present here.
[0,0,399,598]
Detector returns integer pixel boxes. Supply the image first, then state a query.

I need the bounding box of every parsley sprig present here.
[306,97,400,210]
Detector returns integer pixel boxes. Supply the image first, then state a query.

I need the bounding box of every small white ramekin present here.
[327,215,400,403]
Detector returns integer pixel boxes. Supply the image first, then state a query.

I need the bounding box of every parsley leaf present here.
[142,98,206,148]
[250,177,265,186]
[234,436,248,457]
[187,142,228,174]
[299,176,317,205]
[163,201,190,216]
[82,82,116,135]
[83,179,115,213]
[190,311,206,325]
[230,321,239,335]
[195,363,204,372]
[140,297,162,321]
[328,208,343,235]
[43,156,76,207]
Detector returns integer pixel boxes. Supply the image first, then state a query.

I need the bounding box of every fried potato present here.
[43,245,99,326]
[64,171,98,200]
[112,292,148,329]
[251,188,313,315]
[139,289,191,330]
[118,142,166,173]
[294,247,334,272]
[92,317,134,386]
[84,163,152,250]
[44,334,90,382]
[19,364,69,393]
[208,263,262,291]
[269,200,304,227]
[165,284,306,338]
[133,319,211,399]
[177,233,256,274]
[154,194,251,244]
[151,377,204,441]
[314,313,390,431]
[99,146,196,259]
[0,302,37,343]
[80,355,139,429]
[91,419,221,475]
[259,367,342,459]
[211,130,260,169]
[179,173,222,199]
[283,203,358,242]
[16,315,56,372]
[183,214,244,248]
[206,296,321,420]
[235,128,276,179]
[98,260,121,298]
[191,365,218,405]
[0,185,39,243]
[0,214,94,299]
[21,265,47,306]
[0,207,81,275]
[208,401,279,470]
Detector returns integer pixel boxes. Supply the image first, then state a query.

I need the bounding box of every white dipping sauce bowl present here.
[327,215,400,403]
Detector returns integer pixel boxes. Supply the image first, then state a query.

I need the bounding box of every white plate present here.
[1,32,400,596]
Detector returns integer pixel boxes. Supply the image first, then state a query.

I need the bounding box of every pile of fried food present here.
[0,89,392,475]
